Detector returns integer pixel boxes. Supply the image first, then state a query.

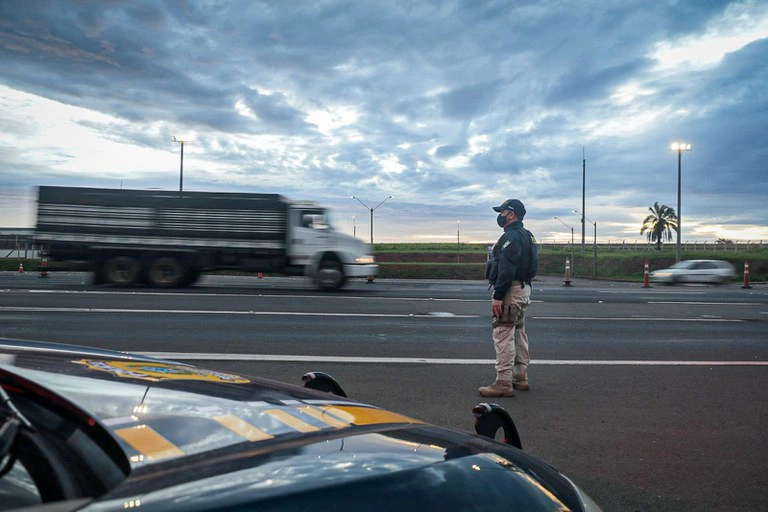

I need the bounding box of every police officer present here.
[479,199,535,397]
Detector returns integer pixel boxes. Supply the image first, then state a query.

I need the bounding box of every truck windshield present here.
[301,209,333,230]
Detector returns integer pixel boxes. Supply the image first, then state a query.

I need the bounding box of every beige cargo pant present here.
[491,282,531,382]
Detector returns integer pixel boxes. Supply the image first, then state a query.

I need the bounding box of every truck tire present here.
[104,256,141,287]
[315,259,346,290]
[181,268,202,286]
[147,257,186,288]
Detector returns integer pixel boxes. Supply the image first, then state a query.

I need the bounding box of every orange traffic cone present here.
[563,258,572,287]
[643,259,651,288]
[257,272,264,279]
[742,261,751,289]
[39,257,49,278]
[18,263,24,273]
[367,274,375,283]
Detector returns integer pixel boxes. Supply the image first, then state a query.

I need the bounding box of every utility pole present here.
[457,220,460,263]
[173,137,185,194]
[581,147,586,250]
[351,195,392,245]
[671,142,691,263]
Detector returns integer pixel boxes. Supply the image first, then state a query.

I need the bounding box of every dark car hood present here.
[1,339,588,511]
[0,339,422,467]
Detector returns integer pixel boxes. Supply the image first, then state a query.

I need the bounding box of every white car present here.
[650,259,737,285]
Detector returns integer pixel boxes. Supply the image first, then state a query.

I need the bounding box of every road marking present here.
[529,316,743,322]
[137,352,768,366]
[648,301,763,306]
[0,307,477,318]
[0,307,746,321]
[24,289,487,302]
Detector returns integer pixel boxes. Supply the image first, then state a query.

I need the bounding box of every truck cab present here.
[288,204,377,290]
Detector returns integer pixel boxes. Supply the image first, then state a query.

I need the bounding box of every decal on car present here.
[73,359,251,383]
[110,404,422,464]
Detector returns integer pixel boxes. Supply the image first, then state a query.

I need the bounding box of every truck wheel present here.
[181,268,202,286]
[316,260,346,290]
[104,256,140,287]
[147,257,185,288]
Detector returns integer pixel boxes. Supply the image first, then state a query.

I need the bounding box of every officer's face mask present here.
[496,213,508,228]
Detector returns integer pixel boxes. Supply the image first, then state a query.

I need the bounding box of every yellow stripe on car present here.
[265,408,321,432]
[115,425,185,461]
[213,414,274,442]
[297,406,352,428]
[325,405,421,426]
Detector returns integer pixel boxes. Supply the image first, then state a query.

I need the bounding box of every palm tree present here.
[640,202,678,250]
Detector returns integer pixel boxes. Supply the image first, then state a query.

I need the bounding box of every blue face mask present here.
[496,213,507,227]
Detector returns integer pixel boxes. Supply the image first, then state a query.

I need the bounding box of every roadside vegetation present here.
[3,243,766,282]
[374,243,767,283]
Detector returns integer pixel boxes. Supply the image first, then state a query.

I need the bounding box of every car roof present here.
[671,259,733,267]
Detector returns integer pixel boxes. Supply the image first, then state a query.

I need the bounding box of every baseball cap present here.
[492,199,526,218]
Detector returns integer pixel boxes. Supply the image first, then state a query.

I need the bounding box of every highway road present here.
[1,271,767,511]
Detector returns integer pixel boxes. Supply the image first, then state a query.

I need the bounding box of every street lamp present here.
[351,195,392,245]
[574,210,597,277]
[670,142,692,263]
[554,216,574,268]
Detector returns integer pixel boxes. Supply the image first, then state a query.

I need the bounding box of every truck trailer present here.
[35,186,377,290]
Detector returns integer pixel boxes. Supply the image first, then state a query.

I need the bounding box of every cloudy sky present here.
[1,0,767,245]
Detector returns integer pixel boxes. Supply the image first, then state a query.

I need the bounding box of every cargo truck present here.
[35,186,377,290]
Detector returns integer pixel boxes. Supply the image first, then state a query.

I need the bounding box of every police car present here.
[1,338,601,511]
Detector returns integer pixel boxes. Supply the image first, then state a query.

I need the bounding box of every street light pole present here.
[554,216,574,270]
[173,137,185,194]
[457,220,460,263]
[351,195,392,245]
[670,142,691,263]
[581,146,586,251]
[574,210,597,277]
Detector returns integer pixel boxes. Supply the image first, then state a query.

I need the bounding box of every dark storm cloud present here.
[0,0,766,241]
[546,59,654,105]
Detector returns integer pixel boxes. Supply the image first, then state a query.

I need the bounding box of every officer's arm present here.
[492,238,522,300]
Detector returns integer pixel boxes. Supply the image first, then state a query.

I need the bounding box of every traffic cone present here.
[18,263,24,273]
[563,258,572,287]
[367,274,375,283]
[643,259,651,288]
[39,257,49,278]
[742,261,751,289]
[257,272,264,279]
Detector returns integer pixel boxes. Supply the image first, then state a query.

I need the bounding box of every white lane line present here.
[600,290,705,295]
[529,316,743,322]
[0,307,477,318]
[0,307,744,321]
[25,289,486,302]
[648,301,763,306]
[137,352,768,366]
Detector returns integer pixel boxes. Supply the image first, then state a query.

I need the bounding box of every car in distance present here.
[0,338,602,511]
[649,259,737,285]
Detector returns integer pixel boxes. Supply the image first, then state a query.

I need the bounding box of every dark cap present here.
[492,199,526,218]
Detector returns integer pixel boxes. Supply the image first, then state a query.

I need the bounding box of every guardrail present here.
[538,240,767,252]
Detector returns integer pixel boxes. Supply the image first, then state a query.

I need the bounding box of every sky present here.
[1,0,767,245]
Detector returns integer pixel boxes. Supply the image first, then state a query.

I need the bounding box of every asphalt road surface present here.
[1,271,767,511]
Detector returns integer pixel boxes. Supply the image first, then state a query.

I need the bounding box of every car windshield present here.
[670,261,696,269]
